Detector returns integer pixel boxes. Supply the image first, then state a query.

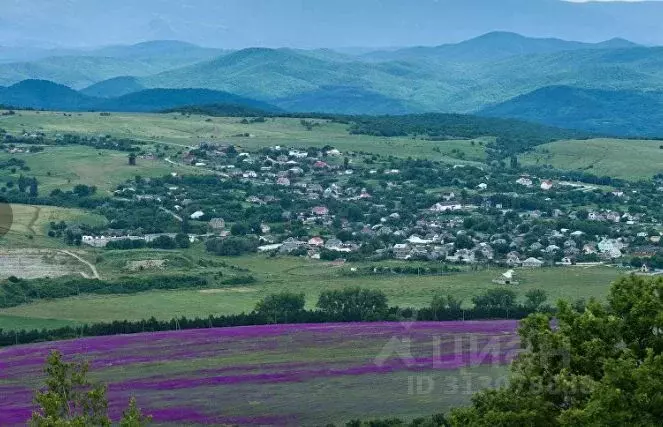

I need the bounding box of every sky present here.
[1,0,663,49]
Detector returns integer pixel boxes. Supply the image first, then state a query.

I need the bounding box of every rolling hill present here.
[0,79,92,110]
[0,80,278,113]
[80,76,146,98]
[139,48,389,99]
[138,47,473,112]
[96,88,279,113]
[480,86,663,138]
[138,43,663,115]
[274,86,419,115]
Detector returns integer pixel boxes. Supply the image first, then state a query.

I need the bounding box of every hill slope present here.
[0,79,93,110]
[274,86,419,115]
[96,88,279,113]
[140,48,391,99]
[80,76,145,98]
[0,80,278,113]
[480,86,663,138]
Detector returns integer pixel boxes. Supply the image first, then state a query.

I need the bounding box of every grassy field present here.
[520,138,663,181]
[0,251,623,325]
[0,203,107,248]
[0,111,487,163]
[0,145,201,194]
[0,314,80,331]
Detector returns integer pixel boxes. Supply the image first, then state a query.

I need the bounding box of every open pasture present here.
[0,111,486,163]
[520,138,663,181]
[0,321,517,426]
[0,145,200,194]
[0,253,622,326]
[0,203,106,248]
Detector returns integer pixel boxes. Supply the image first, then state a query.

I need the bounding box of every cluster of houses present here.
[76,141,663,271]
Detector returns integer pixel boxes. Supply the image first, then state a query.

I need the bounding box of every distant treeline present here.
[0,286,551,348]
[161,104,279,117]
[2,133,145,152]
[345,113,592,156]
[0,305,538,348]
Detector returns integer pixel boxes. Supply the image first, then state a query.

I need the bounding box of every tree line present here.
[0,286,551,348]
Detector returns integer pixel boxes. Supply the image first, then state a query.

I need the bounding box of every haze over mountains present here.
[2,31,663,136]
[3,0,663,48]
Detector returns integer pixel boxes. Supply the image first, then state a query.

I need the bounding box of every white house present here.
[540,180,554,191]
[430,202,462,212]
[516,177,533,187]
[190,211,205,220]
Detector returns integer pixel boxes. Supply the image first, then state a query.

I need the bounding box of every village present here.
[62,140,663,273]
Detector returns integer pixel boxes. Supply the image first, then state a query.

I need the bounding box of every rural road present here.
[59,250,101,280]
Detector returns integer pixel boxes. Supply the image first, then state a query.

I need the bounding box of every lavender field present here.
[0,321,520,426]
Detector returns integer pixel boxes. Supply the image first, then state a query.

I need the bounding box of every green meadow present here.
[520,138,663,181]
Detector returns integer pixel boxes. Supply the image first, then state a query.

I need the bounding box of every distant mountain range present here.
[2,32,663,136]
[361,32,640,63]
[0,40,227,88]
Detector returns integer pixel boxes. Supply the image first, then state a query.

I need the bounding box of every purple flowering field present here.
[0,321,520,426]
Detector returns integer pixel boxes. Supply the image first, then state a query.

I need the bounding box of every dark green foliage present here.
[30,350,151,426]
[316,287,389,321]
[205,236,258,256]
[448,275,663,426]
[523,289,548,311]
[471,288,517,310]
[255,292,306,323]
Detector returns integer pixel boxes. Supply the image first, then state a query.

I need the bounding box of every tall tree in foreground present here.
[30,350,151,426]
[449,275,663,426]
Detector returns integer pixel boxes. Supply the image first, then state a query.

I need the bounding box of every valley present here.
[0,109,656,333]
[2,11,663,424]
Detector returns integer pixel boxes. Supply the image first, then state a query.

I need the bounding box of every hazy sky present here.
[1,0,663,48]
